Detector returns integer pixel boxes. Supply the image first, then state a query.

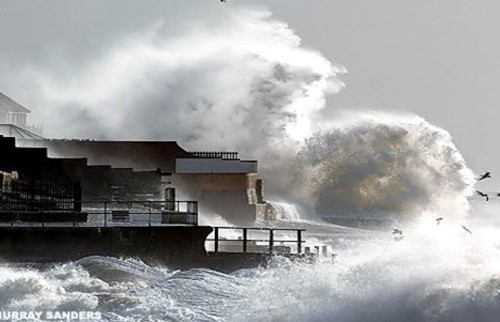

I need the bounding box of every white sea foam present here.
[265,200,302,222]
[0,201,499,322]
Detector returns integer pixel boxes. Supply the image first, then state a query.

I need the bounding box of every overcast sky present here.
[0,0,499,187]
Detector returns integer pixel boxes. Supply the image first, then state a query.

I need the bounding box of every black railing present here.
[0,181,78,213]
[206,227,305,255]
[0,200,198,227]
[189,151,239,160]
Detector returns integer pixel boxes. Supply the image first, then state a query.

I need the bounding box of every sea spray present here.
[290,112,476,222]
[1,205,499,322]
[8,7,344,163]
[1,6,349,208]
[264,200,302,222]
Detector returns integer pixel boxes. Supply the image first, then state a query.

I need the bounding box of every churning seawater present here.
[0,197,499,322]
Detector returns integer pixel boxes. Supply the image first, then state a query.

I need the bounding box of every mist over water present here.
[1,199,500,322]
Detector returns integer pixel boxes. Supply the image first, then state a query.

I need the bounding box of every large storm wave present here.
[7,7,344,165]
[2,4,476,223]
[290,113,476,221]
[0,3,498,322]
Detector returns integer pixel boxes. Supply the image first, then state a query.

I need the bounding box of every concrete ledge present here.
[0,212,88,222]
[0,226,213,269]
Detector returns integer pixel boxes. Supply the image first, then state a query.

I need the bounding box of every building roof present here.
[17,140,193,171]
[0,124,44,139]
[0,92,31,114]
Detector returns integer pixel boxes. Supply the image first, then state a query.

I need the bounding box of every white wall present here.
[175,158,257,174]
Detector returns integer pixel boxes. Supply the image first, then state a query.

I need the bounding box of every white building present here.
[0,92,30,127]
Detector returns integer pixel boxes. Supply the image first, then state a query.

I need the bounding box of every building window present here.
[6,112,27,127]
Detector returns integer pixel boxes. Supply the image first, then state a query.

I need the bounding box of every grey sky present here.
[263,0,499,175]
[0,0,498,187]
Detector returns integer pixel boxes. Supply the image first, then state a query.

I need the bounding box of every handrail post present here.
[243,228,247,253]
[214,227,219,253]
[269,229,274,254]
[195,202,198,225]
[148,201,152,227]
[297,230,302,254]
[104,201,107,227]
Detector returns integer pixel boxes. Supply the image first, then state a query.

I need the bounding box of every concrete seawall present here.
[0,226,213,269]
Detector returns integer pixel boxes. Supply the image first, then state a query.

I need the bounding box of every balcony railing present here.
[188,151,239,160]
[0,200,198,227]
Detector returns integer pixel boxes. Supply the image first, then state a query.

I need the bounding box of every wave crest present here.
[292,113,475,220]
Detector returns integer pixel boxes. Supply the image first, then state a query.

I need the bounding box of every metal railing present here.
[188,151,239,160]
[0,200,198,227]
[0,180,78,217]
[206,227,305,255]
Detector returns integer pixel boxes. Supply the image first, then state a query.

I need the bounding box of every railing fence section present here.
[207,227,305,255]
[188,151,239,160]
[0,200,198,227]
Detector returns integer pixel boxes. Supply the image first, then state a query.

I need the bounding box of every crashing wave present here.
[291,112,476,221]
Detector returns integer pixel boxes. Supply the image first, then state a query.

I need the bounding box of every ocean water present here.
[0,111,490,321]
[1,2,492,320]
[0,198,499,322]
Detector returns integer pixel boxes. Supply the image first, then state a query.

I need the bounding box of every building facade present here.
[0,92,30,127]
[17,139,265,224]
[0,91,266,224]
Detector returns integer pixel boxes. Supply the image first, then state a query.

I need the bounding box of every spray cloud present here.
[2,5,475,221]
[292,112,476,220]
[14,8,344,163]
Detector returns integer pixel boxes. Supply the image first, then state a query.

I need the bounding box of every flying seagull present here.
[392,228,403,235]
[476,190,489,201]
[461,225,472,235]
[478,171,491,181]
[436,217,443,225]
